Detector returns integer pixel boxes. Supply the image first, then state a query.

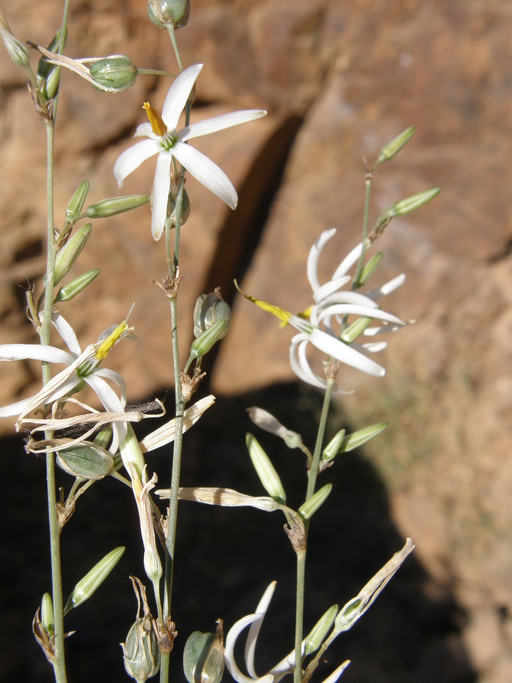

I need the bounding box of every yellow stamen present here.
[234,280,292,325]
[143,101,167,136]
[95,321,129,360]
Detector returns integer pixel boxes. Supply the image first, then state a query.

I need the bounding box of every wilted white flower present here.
[0,313,130,452]
[224,582,350,683]
[114,63,266,239]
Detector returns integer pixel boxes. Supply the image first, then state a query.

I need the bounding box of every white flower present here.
[289,228,406,389]
[114,63,266,240]
[0,313,130,452]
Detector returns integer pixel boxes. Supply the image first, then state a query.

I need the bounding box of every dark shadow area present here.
[0,382,477,683]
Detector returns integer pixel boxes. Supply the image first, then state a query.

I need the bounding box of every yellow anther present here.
[95,321,129,360]
[143,101,167,136]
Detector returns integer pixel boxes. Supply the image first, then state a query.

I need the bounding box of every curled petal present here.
[331,242,365,280]
[225,613,274,683]
[308,328,385,377]
[307,228,337,293]
[245,582,277,677]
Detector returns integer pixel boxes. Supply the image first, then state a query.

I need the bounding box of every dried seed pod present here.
[183,621,224,683]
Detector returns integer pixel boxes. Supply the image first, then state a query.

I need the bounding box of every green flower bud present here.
[0,12,30,66]
[85,194,150,218]
[90,55,137,92]
[64,546,125,614]
[376,187,440,228]
[148,0,190,29]
[66,179,90,221]
[376,126,415,166]
[358,252,383,286]
[340,316,373,344]
[55,268,100,302]
[322,429,346,461]
[54,223,92,285]
[183,623,225,683]
[43,66,61,99]
[304,604,338,655]
[246,433,286,504]
[94,425,114,451]
[56,443,115,480]
[298,483,332,520]
[189,318,230,361]
[41,593,55,637]
[334,422,388,455]
[37,29,67,83]
[193,291,231,338]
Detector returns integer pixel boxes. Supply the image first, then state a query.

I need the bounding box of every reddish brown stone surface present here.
[1,1,511,680]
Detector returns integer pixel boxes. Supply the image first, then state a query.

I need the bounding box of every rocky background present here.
[1,0,511,681]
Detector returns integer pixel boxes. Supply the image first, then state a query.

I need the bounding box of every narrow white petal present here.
[367,273,406,298]
[0,343,73,364]
[180,109,267,142]
[316,291,379,310]
[224,613,273,683]
[161,63,203,131]
[289,335,327,389]
[245,582,277,677]
[313,276,351,303]
[94,368,127,405]
[316,304,403,325]
[307,228,337,293]
[52,313,82,355]
[134,122,155,138]
[359,341,388,353]
[86,374,127,452]
[172,142,238,209]
[319,660,351,683]
[0,397,33,418]
[113,138,161,187]
[332,242,365,280]
[151,152,173,240]
[309,328,385,377]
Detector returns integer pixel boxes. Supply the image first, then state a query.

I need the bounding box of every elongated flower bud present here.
[246,433,286,504]
[41,593,55,637]
[54,223,92,285]
[55,268,100,302]
[322,430,346,461]
[189,319,230,361]
[85,194,150,218]
[66,179,90,221]
[376,126,415,166]
[64,546,125,614]
[305,604,338,655]
[298,483,332,520]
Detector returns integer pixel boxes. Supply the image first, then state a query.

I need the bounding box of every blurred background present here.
[0,0,511,681]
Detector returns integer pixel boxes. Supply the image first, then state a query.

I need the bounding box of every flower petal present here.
[0,343,73,364]
[289,335,328,389]
[309,328,385,377]
[172,141,238,209]
[180,109,267,142]
[52,313,82,356]
[307,228,337,293]
[332,241,365,280]
[151,152,173,240]
[113,138,161,187]
[245,582,277,677]
[225,614,274,683]
[0,397,33,418]
[161,63,203,131]
[134,121,155,138]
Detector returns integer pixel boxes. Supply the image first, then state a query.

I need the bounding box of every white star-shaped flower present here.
[114,63,267,239]
[0,314,130,452]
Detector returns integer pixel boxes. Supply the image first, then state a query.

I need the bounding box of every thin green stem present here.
[293,378,335,683]
[353,169,373,288]
[41,100,68,683]
[167,24,184,71]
